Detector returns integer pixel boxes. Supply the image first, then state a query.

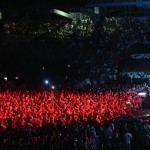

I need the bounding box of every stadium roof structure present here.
[50,9,73,19]
[86,0,150,8]
[83,0,150,18]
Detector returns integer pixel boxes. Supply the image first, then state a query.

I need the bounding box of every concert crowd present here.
[0,10,150,150]
[0,82,149,150]
[1,16,150,84]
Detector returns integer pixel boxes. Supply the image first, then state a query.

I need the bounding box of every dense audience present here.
[0,84,142,129]
[0,12,150,149]
[0,83,149,150]
[1,16,150,85]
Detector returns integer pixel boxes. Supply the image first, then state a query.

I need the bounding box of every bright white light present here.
[53,9,73,19]
[44,80,49,85]
[15,77,19,80]
[51,85,55,89]
[4,77,7,81]
[138,92,147,97]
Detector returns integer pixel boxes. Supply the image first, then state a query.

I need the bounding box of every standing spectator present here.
[90,126,98,150]
[141,120,150,150]
[123,129,133,150]
[103,123,113,150]
[143,120,150,135]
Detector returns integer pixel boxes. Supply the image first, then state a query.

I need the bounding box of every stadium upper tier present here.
[89,0,135,2]
[84,0,150,18]
[87,0,150,7]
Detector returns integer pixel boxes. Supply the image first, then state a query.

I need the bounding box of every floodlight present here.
[138,92,147,97]
[44,80,49,85]
[4,77,7,81]
[51,85,55,90]
[15,77,19,80]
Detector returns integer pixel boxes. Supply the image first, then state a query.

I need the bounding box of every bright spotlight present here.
[44,80,49,85]
[15,77,19,80]
[51,85,55,90]
[4,77,7,81]
[138,92,147,97]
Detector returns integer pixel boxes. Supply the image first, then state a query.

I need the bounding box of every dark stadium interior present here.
[0,0,150,150]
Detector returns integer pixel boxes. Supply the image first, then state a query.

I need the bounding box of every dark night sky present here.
[0,0,88,10]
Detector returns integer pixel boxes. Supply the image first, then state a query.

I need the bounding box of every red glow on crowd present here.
[0,89,142,129]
